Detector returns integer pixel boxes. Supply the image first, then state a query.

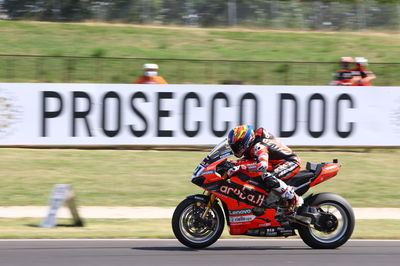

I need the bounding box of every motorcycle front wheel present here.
[297,193,355,249]
[172,197,225,249]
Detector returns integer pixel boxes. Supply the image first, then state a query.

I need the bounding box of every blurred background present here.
[2,0,400,29]
[0,0,399,85]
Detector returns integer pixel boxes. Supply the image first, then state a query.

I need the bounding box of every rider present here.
[226,125,303,208]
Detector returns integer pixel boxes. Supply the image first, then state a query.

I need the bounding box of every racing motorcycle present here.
[172,139,355,249]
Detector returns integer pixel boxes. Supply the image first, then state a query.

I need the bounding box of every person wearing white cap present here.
[135,63,168,84]
[351,57,376,86]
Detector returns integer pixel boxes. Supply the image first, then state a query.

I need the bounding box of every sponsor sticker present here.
[229,215,256,223]
[220,185,265,207]
[228,208,253,216]
[259,223,271,227]
[201,170,215,175]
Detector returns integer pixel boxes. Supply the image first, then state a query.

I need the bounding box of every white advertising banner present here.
[0,83,399,146]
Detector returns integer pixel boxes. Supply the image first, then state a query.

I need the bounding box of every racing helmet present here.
[227,125,255,157]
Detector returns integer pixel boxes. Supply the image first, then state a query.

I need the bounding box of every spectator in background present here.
[332,57,355,85]
[135,63,168,84]
[352,57,376,86]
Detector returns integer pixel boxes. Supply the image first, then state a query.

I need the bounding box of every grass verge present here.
[0,218,398,239]
[0,148,399,208]
[0,21,399,85]
[2,21,400,62]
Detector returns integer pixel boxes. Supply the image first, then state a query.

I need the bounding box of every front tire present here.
[297,193,355,249]
[172,197,225,249]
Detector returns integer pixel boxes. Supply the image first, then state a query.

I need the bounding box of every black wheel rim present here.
[309,202,349,244]
[179,203,220,244]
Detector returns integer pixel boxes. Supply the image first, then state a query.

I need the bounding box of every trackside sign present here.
[0,83,399,146]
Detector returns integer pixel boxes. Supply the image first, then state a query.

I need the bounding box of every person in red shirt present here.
[332,57,355,85]
[227,125,303,208]
[135,63,168,84]
[351,57,376,86]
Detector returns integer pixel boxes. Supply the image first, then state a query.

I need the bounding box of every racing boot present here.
[262,172,303,209]
[274,179,304,209]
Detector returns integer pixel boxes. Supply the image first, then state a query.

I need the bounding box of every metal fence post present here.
[64,58,74,83]
[205,61,213,83]
[397,3,400,31]
[284,63,290,85]
[6,57,15,81]
[35,57,43,82]
[228,0,237,27]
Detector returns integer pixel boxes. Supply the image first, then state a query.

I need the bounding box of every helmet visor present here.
[230,141,247,157]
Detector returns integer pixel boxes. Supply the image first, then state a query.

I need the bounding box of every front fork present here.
[201,173,229,219]
[201,173,227,219]
[201,191,217,219]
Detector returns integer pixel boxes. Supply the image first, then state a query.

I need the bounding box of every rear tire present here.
[297,193,355,249]
[172,197,225,249]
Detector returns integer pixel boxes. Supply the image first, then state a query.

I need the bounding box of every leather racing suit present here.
[231,128,300,180]
[229,128,302,206]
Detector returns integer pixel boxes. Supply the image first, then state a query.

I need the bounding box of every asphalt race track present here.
[0,239,399,266]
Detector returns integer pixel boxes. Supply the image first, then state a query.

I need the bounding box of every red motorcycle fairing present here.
[192,158,342,236]
[193,158,286,235]
[210,176,280,235]
[309,163,342,187]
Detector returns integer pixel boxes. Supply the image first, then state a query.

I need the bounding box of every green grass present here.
[1,21,399,62]
[0,21,399,85]
[0,218,173,239]
[0,148,399,208]
[0,218,398,239]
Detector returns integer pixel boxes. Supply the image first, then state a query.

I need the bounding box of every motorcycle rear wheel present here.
[297,193,355,249]
[172,197,225,249]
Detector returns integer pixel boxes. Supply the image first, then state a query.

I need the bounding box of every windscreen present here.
[192,139,233,178]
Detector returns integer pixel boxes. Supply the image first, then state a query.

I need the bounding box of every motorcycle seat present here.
[295,170,315,179]
[306,162,324,177]
[285,170,314,187]
[306,162,319,171]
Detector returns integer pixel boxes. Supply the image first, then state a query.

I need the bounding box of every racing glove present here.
[227,165,246,177]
